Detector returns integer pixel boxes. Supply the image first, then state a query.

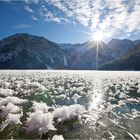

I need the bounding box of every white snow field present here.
[0,70,140,139]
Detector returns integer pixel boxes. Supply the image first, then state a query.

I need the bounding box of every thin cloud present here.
[31,16,38,21]
[13,24,31,29]
[24,6,34,13]
[10,0,140,38]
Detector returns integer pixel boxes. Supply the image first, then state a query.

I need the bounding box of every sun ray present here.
[81,29,112,69]
[93,31,104,41]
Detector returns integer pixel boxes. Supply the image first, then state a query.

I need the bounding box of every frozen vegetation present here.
[0,70,140,139]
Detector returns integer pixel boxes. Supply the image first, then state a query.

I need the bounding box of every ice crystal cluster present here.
[26,110,56,137]
[0,70,140,139]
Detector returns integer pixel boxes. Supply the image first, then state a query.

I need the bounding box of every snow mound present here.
[1,113,22,131]
[26,110,56,137]
[0,88,14,97]
[0,102,21,117]
[22,82,46,91]
[0,96,28,106]
[32,101,48,113]
[53,104,86,123]
[72,93,81,102]
[52,135,64,140]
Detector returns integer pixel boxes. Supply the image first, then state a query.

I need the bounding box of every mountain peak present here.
[0,33,140,70]
[0,33,55,50]
[3,33,48,42]
[109,38,132,43]
[0,33,65,69]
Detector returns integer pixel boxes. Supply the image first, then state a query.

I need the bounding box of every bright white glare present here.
[92,31,104,41]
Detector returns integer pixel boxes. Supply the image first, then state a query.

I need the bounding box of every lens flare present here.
[81,29,111,70]
[92,31,104,41]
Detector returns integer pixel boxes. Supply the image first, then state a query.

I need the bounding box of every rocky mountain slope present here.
[59,39,137,69]
[0,33,139,70]
[0,33,67,69]
[99,43,140,70]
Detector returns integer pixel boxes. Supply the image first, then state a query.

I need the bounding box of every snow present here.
[53,104,86,123]
[26,110,56,137]
[52,135,64,140]
[46,64,54,70]
[32,101,48,113]
[0,70,140,139]
[0,88,14,96]
[22,82,46,90]
[5,113,22,124]
[0,96,28,106]
[63,55,68,66]
[0,102,21,117]
[72,93,82,103]
[1,113,22,131]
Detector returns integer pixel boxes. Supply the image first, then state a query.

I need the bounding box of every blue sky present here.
[0,0,140,43]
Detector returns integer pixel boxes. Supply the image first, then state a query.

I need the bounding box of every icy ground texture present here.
[0,70,140,139]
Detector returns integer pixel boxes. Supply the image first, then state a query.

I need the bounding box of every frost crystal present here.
[26,110,56,137]
[0,96,28,106]
[0,102,21,117]
[0,88,13,97]
[52,135,64,140]
[32,101,48,113]
[1,113,22,131]
[53,104,86,123]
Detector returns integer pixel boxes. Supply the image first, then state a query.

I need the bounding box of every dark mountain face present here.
[59,39,136,70]
[99,43,140,70]
[0,33,66,69]
[107,39,135,57]
[0,33,139,70]
[0,40,2,47]
[67,41,114,69]
[134,40,140,46]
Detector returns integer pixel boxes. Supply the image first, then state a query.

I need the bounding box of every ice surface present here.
[0,70,140,139]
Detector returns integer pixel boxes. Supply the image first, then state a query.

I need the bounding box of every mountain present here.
[58,39,136,69]
[0,33,67,69]
[107,39,135,57]
[0,33,139,70]
[67,41,114,69]
[99,43,140,70]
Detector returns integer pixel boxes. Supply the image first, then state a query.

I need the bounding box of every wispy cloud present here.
[31,16,38,20]
[24,5,34,13]
[9,0,140,38]
[13,24,31,29]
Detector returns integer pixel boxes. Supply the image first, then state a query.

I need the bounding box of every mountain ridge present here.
[0,33,66,69]
[0,33,140,70]
[99,43,140,70]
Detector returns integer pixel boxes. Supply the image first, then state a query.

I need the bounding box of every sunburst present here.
[92,30,104,42]
[81,29,107,70]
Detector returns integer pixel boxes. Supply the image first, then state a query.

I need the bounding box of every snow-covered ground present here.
[0,70,140,139]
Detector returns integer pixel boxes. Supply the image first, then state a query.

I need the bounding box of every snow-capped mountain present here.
[0,33,139,70]
[0,33,67,69]
[107,39,135,57]
[99,43,140,70]
[58,39,138,69]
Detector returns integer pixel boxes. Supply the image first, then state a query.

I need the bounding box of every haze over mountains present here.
[0,33,140,70]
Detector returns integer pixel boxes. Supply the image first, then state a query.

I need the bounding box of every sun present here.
[92,31,104,41]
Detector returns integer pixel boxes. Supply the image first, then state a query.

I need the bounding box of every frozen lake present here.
[0,70,140,139]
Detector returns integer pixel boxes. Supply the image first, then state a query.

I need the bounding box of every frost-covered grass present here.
[0,70,140,139]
